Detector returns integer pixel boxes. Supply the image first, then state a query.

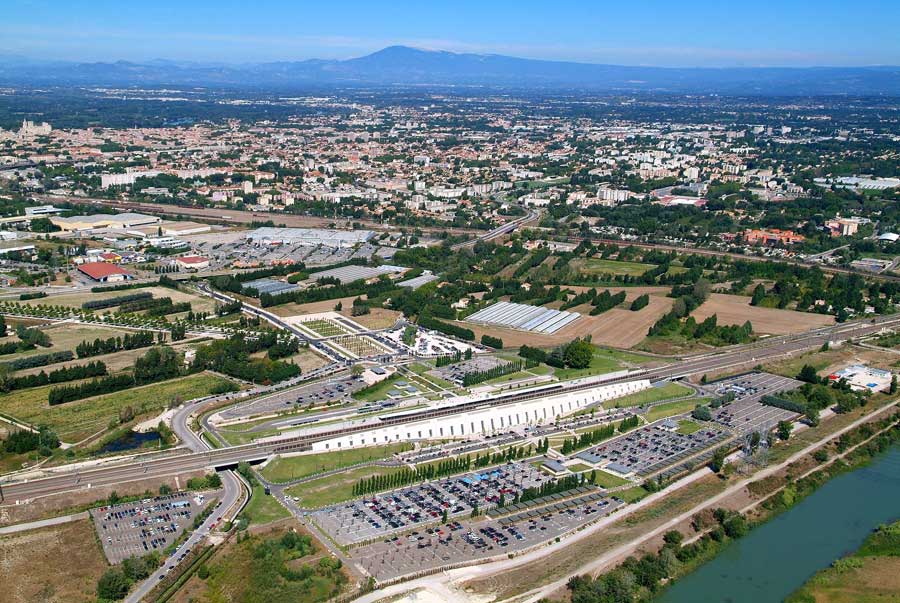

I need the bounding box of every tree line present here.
[75,331,155,358]
[1,360,107,392]
[48,347,182,405]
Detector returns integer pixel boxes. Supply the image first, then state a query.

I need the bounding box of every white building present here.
[298,376,652,452]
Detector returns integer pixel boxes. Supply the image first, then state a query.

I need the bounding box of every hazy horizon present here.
[3,0,900,68]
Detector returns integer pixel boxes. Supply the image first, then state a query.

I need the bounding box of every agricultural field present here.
[572,257,657,277]
[0,322,134,363]
[691,293,834,335]
[0,519,109,603]
[28,286,216,314]
[455,294,673,350]
[0,372,234,443]
[12,338,205,377]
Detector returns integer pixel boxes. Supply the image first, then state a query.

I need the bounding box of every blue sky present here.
[2,0,898,67]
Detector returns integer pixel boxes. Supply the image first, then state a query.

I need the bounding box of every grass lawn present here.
[0,372,233,442]
[286,465,405,509]
[352,374,400,402]
[646,399,702,423]
[242,483,292,525]
[554,346,656,381]
[677,419,702,435]
[587,469,630,489]
[262,443,412,483]
[618,485,650,503]
[577,258,656,277]
[567,462,592,472]
[597,382,694,411]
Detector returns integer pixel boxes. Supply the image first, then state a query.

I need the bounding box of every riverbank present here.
[561,410,900,603]
[456,396,900,603]
[785,518,900,603]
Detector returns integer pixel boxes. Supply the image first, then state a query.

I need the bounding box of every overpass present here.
[2,312,899,503]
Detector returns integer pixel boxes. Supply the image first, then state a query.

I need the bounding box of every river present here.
[656,445,900,603]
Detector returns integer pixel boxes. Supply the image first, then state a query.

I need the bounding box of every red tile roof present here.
[77,262,130,280]
[176,255,208,264]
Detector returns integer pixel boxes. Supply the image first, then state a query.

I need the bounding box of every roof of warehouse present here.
[77,262,131,279]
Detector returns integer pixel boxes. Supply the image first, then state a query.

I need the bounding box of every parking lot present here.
[428,356,511,386]
[90,491,218,563]
[574,422,730,478]
[700,372,802,435]
[218,374,367,421]
[354,491,624,581]
[312,462,550,546]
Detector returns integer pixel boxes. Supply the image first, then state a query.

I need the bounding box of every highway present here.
[3,312,897,504]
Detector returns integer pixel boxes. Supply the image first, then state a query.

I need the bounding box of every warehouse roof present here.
[77,262,131,280]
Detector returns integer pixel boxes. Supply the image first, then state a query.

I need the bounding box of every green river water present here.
[656,445,900,603]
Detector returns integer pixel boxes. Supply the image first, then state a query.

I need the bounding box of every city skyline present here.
[3,0,900,67]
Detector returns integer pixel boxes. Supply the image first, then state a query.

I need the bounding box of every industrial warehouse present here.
[244,226,376,248]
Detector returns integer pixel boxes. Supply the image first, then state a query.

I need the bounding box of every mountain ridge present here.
[1,45,898,94]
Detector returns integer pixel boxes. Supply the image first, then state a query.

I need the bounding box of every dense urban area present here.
[0,83,899,603]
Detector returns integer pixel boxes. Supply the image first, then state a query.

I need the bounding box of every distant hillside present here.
[1,45,899,95]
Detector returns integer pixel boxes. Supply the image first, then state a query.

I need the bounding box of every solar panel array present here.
[465,301,580,334]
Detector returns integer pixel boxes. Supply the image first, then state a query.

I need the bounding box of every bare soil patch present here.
[0,518,108,603]
[691,293,834,335]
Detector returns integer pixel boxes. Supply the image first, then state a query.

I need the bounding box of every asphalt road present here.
[3,313,898,505]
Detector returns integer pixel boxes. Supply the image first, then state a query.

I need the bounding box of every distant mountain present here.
[1,45,899,95]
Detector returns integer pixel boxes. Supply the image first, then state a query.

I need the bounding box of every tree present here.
[662,530,683,546]
[564,339,593,369]
[709,447,728,473]
[351,364,365,376]
[891,374,897,395]
[777,420,793,441]
[797,364,820,384]
[750,283,766,306]
[691,405,712,421]
[96,568,131,600]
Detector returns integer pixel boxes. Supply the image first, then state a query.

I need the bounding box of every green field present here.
[554,346,656,381]
[646,398,702,422]
[351,374,400,402]
[261,443,412,483]
[286,465,406,509]
[579,382,694,413]
[677,419,702,434]
[577,258,656,277]
[0,372,233,442]
[587,468,630,489]
[618,485,651,503]
[242,483,292,525]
